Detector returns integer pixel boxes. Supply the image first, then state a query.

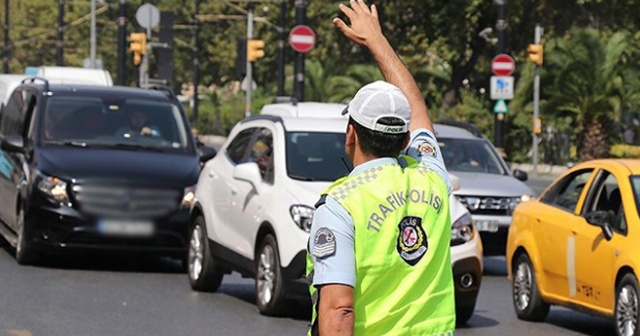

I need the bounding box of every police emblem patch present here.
[417,143,437,157]
[312,227,336,258]
[396,216,428,266]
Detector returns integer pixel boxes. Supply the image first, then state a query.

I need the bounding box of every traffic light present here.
[247,39,265,62]
[129,32,147,67]
[527,44,543,66]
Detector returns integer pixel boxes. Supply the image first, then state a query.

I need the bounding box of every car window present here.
[226,128,256,164]
[286,131,348,182]
[438,138,507,175]
[248,128,274,183]
[0,89,26,137]
[541,169,594,212]
[584,170,625,233]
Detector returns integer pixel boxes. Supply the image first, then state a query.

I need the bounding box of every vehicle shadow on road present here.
[545,309,614,336]
[457,313,500,329]
[0,241,186,274]
[218,282,312,321]
[483,256,508,276]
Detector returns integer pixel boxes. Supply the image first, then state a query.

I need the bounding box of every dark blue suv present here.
[0,78,216,265]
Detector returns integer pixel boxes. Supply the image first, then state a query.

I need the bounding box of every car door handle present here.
[207,170,217,179]
[230,186,238,195]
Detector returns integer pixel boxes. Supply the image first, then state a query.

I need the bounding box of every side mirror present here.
[450,174,461,192]
[197,144,217,163]
[233,162,263,194]
[585,210,614,241]
[513,169,528,182]
[1,135,25,153]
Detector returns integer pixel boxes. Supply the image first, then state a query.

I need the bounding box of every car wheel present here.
[187,216,223,292]
[456,305,475,326]
[15,207,40,266]
[615,273,640,336]
[256,234,286,316]
[512,253,549,321]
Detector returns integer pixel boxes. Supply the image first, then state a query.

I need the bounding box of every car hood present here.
[451,171,534,197]
[285,179,333,207]
[36,147,200,188]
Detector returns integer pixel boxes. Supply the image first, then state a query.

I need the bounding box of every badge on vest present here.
[396,216,428,266]
[313,227,336,258]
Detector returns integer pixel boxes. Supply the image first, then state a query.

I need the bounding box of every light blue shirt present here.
[309,129,450,288]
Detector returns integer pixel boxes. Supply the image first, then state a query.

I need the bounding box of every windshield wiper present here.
[45,140,88,147]
[112,143,167,152]
[289,174,316,182]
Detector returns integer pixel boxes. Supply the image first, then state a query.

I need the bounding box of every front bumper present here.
[472,214,511,256]
[452,256,482,310]
[24,202,189,254]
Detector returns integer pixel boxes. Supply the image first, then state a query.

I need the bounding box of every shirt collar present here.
[349,157,397,177]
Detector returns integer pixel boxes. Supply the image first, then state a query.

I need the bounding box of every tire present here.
[187,216,223,292]
[512,253,549,321]
[15,207,40,266]
[456,305,475,326]
[615,273,640,336]
[255,234,287,316]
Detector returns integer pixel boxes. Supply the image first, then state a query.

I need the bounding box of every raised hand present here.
[333,0,383,49]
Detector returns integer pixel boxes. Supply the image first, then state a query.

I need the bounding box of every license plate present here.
[475,220,499,232]
[98,219,155,237]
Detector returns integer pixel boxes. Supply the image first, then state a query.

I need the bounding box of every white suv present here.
[186,102,483,324]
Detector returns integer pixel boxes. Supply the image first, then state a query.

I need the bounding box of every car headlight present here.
[182,185,196,208]
[451,212,474,245]
[37,175,69,204]
[290,204,314,232]
[520,194,533,202]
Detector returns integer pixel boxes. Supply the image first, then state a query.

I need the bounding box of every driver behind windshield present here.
[115,110,161,138]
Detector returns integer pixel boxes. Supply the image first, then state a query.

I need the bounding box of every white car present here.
[187,102,483,324]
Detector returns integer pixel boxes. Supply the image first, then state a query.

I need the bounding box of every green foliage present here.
[610,144,640,158]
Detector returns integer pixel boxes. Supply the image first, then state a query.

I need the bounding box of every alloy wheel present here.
[257,244,276,306]
[189,225,205,281]
[617,284,639,336]
[514,261,533,312]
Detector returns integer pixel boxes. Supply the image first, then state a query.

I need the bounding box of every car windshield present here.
[286,131,350,182]
[41,96,191,153]
[438,137,507,174]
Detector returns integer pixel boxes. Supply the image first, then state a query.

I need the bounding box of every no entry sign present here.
[289,25,316,53]
[491,54,515,76]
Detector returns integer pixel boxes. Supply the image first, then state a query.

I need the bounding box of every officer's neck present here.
[352,148,382,168]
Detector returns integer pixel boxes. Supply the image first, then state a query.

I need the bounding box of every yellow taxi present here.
[506,159,640,336]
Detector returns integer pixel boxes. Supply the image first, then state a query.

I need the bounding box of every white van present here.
[36,66,113,86]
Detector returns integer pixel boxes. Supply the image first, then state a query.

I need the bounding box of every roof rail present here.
[272,96,298,105]
[437,119,484,138]
[21,76,49,91]
[140,84,177,101]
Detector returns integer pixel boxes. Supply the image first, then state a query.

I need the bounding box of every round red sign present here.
[491,54,515,76]
[289,25,316,53]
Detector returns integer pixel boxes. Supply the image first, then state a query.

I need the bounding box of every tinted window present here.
[226,128,256,164]
[42,96,191,153]
[248,128,274,183]
[541,169,593,212]
[439,138,506,174]
[286,132,348,182]
[0,89,26,137]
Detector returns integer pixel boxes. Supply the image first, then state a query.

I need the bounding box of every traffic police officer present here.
[307,1,456,335]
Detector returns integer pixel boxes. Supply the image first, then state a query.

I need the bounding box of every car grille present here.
[72,184,181,218]
[456,195,519,216]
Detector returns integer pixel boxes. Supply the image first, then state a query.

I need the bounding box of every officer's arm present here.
[318,284,354,335]
[333,0,433,133]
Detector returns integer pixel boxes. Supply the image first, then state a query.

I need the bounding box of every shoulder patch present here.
[312,227,336,258]
[314,194,328,209]
[417,142,437,157]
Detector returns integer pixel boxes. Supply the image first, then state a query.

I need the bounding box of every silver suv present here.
[434,121,535,256]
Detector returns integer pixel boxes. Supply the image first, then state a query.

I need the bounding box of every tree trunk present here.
[577,119,610,161]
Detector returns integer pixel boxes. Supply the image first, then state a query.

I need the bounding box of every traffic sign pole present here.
[532,24,543,176]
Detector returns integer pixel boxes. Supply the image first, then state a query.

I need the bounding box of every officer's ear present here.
[346,124,357,147]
